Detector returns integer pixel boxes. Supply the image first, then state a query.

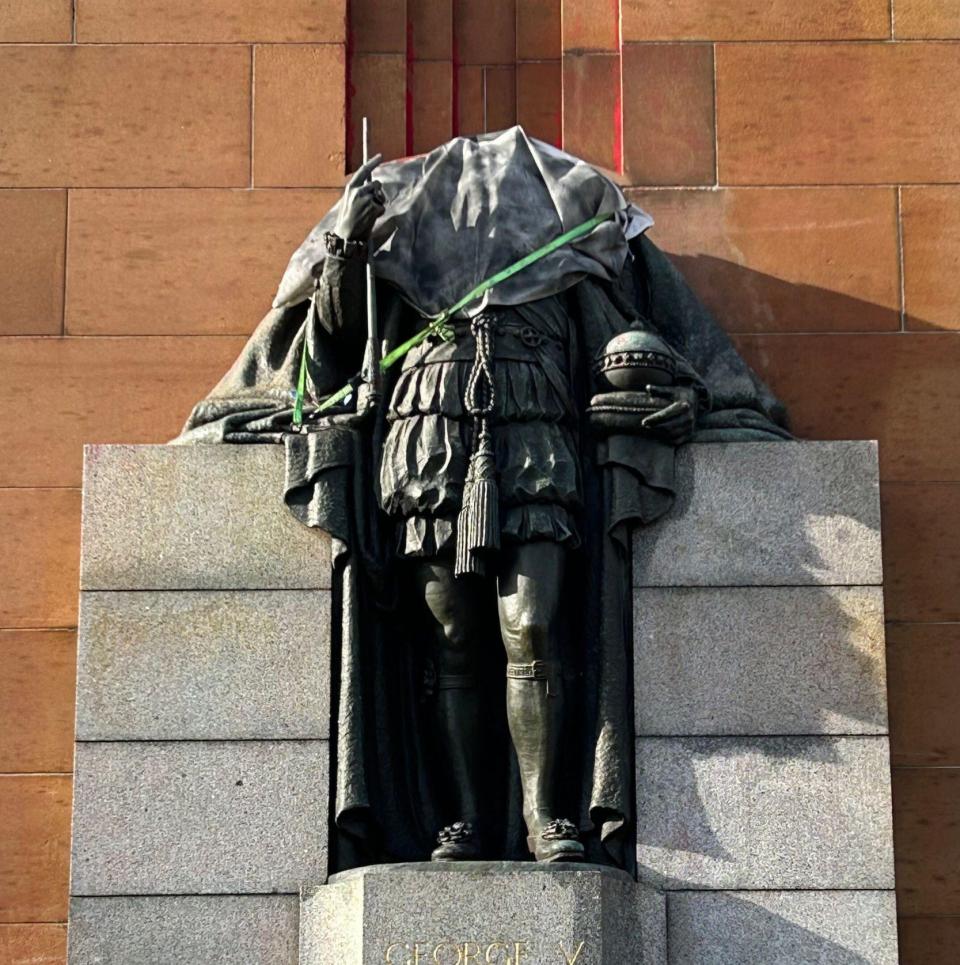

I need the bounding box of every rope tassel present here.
[455,314,500,577]
[455,441,500,577]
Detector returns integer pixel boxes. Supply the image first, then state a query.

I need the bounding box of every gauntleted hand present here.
[335,153,386,242]
[641,384,698,444]
[303,380,379,431]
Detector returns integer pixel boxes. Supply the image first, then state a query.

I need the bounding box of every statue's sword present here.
[358,117,381,405]
[292,119,381,428]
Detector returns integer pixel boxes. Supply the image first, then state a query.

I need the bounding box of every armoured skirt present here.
[379,301,584,558]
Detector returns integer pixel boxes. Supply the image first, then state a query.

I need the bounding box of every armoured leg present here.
[497,542,583,862]
[415,561,485,859]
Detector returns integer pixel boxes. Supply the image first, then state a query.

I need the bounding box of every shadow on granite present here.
[667,890,898,965]
[633,443,891,890]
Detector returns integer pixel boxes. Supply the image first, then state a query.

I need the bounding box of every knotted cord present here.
[464,313,497,453]
[455,314,500,576]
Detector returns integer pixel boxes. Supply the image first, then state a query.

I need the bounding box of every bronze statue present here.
[176,128,790,870]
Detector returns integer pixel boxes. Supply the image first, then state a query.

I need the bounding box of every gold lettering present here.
[384,942,404,963]
[559,941,585,964]
[461,942,482,964]
[485,942,511,964]
[513,942,528,963]
[433,941,463,965]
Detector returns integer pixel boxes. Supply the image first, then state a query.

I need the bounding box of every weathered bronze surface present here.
[175,128,790,870]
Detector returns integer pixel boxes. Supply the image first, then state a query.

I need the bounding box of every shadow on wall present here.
[666,251,904,334]
[634,436,887,736]
[634,469,885,861]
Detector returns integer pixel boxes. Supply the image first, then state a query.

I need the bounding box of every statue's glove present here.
[334,154,385,243]
[587,384,697,443]
[303,380,379,432]
[640,384,698,444]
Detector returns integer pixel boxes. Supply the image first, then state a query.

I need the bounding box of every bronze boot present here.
[431,820,482,861]
[430,672,483,861]
[505,660,584,863]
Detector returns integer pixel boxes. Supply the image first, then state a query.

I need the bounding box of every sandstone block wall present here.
[2,2,959,961]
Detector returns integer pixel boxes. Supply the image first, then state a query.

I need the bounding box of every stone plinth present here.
[667,891,899,965]
[299,863,666,965]
[633,586,887,735]
[635,736,894,890]
[632,441,882,587]
[71,741,329,895]
[80,444,331,590]
[76,590,332,740]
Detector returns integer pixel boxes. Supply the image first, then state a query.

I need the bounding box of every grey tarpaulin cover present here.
[274,126,653,315]
[176,127,790,870]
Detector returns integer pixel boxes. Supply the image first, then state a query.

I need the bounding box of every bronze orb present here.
[594,329,677,392]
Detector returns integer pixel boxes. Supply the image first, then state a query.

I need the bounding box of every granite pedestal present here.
[300,863,666,965]
[67,441,898,964]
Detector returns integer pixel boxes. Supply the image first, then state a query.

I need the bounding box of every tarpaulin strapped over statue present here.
[175,127,790,871]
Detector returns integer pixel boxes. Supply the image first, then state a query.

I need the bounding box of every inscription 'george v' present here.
[383,939,587,963]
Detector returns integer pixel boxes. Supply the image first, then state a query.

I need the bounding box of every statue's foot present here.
[527,818,585,863]
[430,821,481,861]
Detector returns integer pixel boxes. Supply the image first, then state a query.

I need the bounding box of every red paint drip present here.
[614,0,623,173]
[613,58,623,174]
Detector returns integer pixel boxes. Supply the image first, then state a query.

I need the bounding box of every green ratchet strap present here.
[293,210,615,424]
[293,327,309,427]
